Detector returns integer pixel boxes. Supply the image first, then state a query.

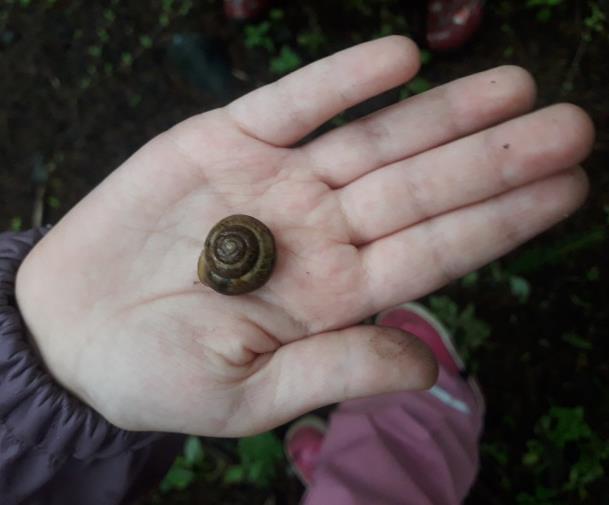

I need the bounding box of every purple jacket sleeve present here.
[0,228,184,505]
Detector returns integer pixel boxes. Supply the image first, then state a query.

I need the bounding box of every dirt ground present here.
[1,1,608,504]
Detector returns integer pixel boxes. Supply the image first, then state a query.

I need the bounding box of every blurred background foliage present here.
[1,1,608,504]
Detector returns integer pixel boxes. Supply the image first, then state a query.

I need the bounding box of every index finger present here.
[226,36,420,147]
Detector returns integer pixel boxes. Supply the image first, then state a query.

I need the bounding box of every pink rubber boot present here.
[285,302,481,486]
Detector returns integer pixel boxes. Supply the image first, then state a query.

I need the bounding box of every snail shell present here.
[197,214,276,295]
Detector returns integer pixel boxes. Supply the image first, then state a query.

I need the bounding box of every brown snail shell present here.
[197,215,276,295]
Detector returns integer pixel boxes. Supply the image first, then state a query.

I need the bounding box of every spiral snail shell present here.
[197,214,276,295]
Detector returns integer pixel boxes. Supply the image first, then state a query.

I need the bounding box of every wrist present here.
[3,228,108,420]
[14,227,82,398]
[1,229,162,462]
[16,227,98,418]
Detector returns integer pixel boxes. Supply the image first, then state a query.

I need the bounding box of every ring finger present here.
[338,103,594,244]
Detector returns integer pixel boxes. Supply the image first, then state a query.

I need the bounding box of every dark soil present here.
[1,1,608,504]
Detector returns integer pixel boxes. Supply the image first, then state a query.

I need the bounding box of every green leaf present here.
[584,2,607,34]
[238,432,283,465]
[121,52,133,67]
[509,275,531,303]
[103,8,116,23]
[586,266,600,281]
[522,439,544,467]
[537,8,552,22]
[429,296,459,333]
[482,442,509,466]
[566,443,607,491]
[269,8,284,20]
[97,29,109,43]
[399,86,411,100]
[178,0,193,16]
[490,261,505,282]
[537,407,592,449]
[139,35,153,48]
[347,0,372,15]
[88,45,102,58]
[128,94,142,108]
[270,46,302,75]
[234,432,285,487]
[244,22,274,51]
[527,0,563,6]
[459,304,490,352]
[428,296,489,366]
[297,29,327,54]
[184,436,204,466]
[159,458,195,492]
[330,114,348,127]
[247,460,270,486]
[159,13,170,27]
[506,228,606,275]
[376,22,394,38]
[561,332,592,350]
[47,195,61,209]
[406,76,432,95]
[461,271,479,287]
[516,486,559,505]
[10,216,22,231]
[420,50,432,65]
[224,465,246,484]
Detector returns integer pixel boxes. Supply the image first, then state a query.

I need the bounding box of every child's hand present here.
[15,37,594,436]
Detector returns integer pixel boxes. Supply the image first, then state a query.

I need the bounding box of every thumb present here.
[248,325,438,432]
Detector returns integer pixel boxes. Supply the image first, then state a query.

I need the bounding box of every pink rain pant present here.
[303,367,484,505]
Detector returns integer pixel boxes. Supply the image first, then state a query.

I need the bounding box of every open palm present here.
[16,37,593,436]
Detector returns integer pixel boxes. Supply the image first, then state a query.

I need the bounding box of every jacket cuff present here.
[0,228,161,462]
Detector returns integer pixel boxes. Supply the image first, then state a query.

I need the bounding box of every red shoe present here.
[223,0,271,21]
[427,0,485,51]
[284,416,327,486]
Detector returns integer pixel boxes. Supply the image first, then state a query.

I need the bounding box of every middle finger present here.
[299,65,537,187]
